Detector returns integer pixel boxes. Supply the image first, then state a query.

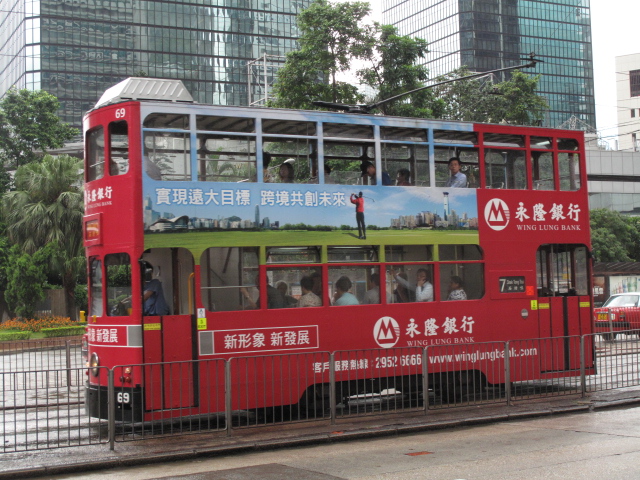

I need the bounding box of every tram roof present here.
[94,78,194,109]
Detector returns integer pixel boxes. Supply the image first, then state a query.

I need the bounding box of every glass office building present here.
[382,0,596,128]
[0,0,310,128]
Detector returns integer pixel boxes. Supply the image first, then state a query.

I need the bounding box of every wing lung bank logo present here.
[373,316,400,348]
[484,198,510,231]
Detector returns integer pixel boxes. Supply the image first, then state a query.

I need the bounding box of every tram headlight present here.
[89,353,100,377]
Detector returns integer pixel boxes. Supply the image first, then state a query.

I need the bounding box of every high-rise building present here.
[0,0,310,128]
[616,53,640,152]
[382,0,596,128]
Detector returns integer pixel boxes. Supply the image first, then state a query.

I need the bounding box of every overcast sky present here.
[361,1,638,147]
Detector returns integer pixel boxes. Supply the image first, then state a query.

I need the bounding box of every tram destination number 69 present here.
[116,392,131,404]
[375,354,422,369]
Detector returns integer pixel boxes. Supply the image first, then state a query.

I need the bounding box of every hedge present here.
[40,326,87,338]
[0,331,32,341]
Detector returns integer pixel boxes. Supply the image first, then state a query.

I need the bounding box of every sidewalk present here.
[3,388,640,479]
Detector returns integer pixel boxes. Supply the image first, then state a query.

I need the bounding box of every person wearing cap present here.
[350,191,366,239]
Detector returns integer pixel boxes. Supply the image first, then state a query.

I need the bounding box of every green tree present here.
[356,24,443,118]
[431,68,548,125]
[0,89,78,169]
[270,0,371,109]
[4,245,48,319]
[590,209,640,262]
[2,154,84,319]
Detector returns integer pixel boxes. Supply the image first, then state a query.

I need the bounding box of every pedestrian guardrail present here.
[2,333,640,452]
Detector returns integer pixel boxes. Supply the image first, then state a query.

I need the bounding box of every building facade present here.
[382,0,596,129]
[0,0,310,128]
[616,53,640,152]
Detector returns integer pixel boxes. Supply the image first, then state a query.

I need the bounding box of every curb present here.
[4,399,629,480]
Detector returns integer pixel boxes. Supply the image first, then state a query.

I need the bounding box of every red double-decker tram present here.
[83,78,594,421]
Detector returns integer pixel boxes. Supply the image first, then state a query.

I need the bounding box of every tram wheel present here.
[602,333,617,341]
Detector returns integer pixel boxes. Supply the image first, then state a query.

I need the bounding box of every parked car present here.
[593,293,640,340]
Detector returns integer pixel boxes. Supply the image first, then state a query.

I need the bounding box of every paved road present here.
[44,405,640,480]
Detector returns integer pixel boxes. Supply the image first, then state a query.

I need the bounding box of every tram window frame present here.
[532,151,555,190]
[558,152,581,191]
[195,115,254,133]
[105,253,132,316]
[89,257,103,317]
[262,119,316,136]
[439,262,484,301]
[200,247,259,312]
[86,126,105,182]
[328,266,379,306]
[536,244,589,296]
[196,134,256,183]
[434,147,479,188]
[266,246,321,264]
[323,141,375,186]
[265,266,324,308]
[386,264,435,303]
[144,131,191,181]
[143,113,189,129]
[327,246,379,263]
[439,244,483,261]
[381,143,429,187]
[484,149,527,190]
[385,245,434,262]
[109,120,129,176]
[262,138,318,184]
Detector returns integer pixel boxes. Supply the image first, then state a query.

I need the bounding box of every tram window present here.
[144,132,191,181]
[532,151,554,190]
[262,119,316,136]
[483,133,525,148]
[381,126,427,142]
[433,130,477,145]
[143,113,189,129]
[200,247,259,312]
[86,126,104,181]
[558,138,579,151]
[385,245,433,262]
[328,246,378,263]
[484,149,526,189]
[105,253,131,316]
[434,147,479,187]
[196,135,256,182]
[324,123,373,139]
[381,144,429,187]
[531,137,553,149]
[439,244,482,261]
[263,139,318,184]
[537,245,589,296]
[195,115,254,133]
[89,257,103,317]
[439,263,484,300]
[266,267,323,308]
[559,152,581,191]
[328,266,373,306]
[386,264,434,303]
[266,246,321,264]
[324,142,375,185]
[109,121,129,176]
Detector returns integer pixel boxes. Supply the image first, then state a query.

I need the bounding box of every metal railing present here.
[3,332,640,452]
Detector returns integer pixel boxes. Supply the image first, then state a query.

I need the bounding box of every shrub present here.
[0,316,83,333]
[40,326,87,338]
[0,331,32,341]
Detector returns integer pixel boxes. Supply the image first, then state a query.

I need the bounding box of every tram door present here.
[142,248,196,411]
[536,245,590,372]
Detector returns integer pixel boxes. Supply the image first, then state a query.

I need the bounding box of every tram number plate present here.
[597,313,609,320]
[116,392,131,404]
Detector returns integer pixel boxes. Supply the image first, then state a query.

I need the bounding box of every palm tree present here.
[2,154,84,319]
